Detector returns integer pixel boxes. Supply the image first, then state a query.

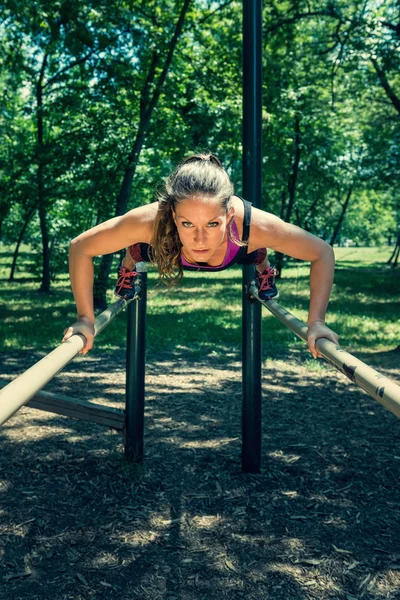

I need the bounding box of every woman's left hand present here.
[307,321,339,358]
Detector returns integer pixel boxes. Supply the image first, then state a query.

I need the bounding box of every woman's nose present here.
[194,228,207,244]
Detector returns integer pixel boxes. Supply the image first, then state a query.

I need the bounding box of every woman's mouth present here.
[192,249,210,254]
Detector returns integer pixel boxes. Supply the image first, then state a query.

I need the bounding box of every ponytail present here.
[150,152,237,287]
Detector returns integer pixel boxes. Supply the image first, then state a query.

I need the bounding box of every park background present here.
[0,1,400,600]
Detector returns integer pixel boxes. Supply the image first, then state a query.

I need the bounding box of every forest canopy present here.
[0,0,399,295]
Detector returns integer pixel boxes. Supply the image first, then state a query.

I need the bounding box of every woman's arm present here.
[249,208,339,357]
[63,202,157,353]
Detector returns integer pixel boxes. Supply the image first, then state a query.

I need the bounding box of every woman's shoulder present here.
[248,205,292,251]
[231,195,244,208]
[110,201,158,246]
[125,201,158,229]
[231,195,245,220]
[125,201,159,222]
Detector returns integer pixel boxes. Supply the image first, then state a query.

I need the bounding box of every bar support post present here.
[242,0,263,473]
[125,263,147,463]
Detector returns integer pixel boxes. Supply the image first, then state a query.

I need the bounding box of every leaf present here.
[332,544,353,554]
[76,573,89,586]
[225,559,236,571]
[359,573,372,589]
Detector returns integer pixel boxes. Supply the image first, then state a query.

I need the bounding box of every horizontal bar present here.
[249,283,400,419]
[0,296,135,427]
[26,389,125,430]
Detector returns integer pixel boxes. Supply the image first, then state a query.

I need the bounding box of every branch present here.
[37,52,49,90]
[329,1,369,108]
[316,19,343,56]
[371,56,400,116]
[139,51,160,120]
[381,20,400,37]
[184,0,236,32]
[144,0,192,120]
[43,49,96,89]
[134,7,160,27]
[265,9,342,36]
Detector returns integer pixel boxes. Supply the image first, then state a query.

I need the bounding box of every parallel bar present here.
[27,390,125,430]
[242,0,263,473]
[0,296,135,427]
[125,263,147,463]
[0,384,125,429]
[249,284,400,418]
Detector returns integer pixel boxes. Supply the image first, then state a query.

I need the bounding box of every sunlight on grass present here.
[0,245,398,358]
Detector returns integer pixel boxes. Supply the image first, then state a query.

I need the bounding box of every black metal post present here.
[125,263,147,463]
[242,0,263,473]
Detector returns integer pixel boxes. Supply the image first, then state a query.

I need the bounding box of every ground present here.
[0,343,399,600]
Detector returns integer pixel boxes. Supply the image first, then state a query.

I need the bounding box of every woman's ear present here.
[171,207,176,224]
[227,206,235,222]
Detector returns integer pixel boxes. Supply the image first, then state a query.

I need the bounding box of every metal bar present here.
[0,296,135,427]
[242,0,263,474]
[242,279,262,472]
[125,263,147,463]
[249,283,400,418]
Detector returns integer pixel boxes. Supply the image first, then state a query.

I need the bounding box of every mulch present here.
[0,346,399,600]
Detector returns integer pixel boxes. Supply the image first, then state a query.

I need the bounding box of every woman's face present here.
[172,196,234,263]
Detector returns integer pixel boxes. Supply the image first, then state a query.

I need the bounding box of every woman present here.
[63,153,339,357]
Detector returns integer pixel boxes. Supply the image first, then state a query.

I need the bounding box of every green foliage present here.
[344,190,397,246]
[0,0,399,281]
[262,0,399,244]
[0,245,397,355]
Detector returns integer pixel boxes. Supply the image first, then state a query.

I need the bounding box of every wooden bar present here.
[0,296,134,427]
[249,284,400,419]
[0,384,125,430]
[27,389,125,430]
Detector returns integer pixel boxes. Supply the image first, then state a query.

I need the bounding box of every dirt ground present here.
[0,346,399,600]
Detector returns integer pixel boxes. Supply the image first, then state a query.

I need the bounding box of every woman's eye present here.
[208,222,218,228]
[182,222,192,228]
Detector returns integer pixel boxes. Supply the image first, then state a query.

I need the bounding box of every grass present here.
[0,245,398,361]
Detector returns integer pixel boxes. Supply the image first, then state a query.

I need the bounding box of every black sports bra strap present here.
[236,195,252,243]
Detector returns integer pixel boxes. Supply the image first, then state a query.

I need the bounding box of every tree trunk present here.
[94,0,192,309]
[370,57,400,267]
[295,207,302,228]
[275,116,301,278]
[285,116,301,224]
[34,43,95,293]
[9,209,34,281]
[387,231,400,266]
[303,196,321,231]
[391,244,399,268]
[37,52,51,293]
[279,190,286,220]
[330,185,353,246]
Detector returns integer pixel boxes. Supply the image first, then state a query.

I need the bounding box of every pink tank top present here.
[180,220,241,270]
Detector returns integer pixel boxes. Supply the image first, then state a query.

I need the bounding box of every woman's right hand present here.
[62,316,95,354]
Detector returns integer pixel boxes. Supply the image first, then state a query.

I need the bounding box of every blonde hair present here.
[150,153,242,287]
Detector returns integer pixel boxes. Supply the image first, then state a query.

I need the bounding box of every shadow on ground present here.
[0,346,399,600]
